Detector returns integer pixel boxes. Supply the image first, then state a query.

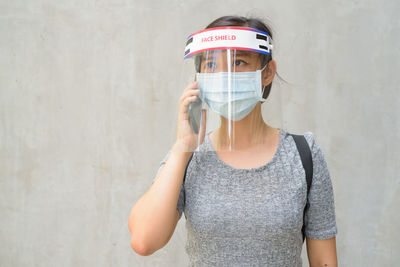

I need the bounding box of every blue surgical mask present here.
[196,66,267,121]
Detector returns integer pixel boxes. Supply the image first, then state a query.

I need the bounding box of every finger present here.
[180,89,200,103]
[179,87,200,104]
[178,95,198,120]
[184,81,198,92]
[181,81,198,96]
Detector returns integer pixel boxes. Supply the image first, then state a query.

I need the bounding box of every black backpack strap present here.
[290,134,313,243]
[182,153,194,220]
[183,153,194,185]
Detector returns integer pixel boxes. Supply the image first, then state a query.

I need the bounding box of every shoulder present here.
[187,150,206,171]
[285,130,326,162]
[184,150,199,178]
[300,131,323,158]
[303,131,316,151]
[301,131,331,179]
[283,129,316,149]
[302,131,326,159]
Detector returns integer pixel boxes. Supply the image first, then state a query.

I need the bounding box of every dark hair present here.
[200,15,276,101]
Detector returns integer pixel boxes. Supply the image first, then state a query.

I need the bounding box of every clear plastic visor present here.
[180,48,275,153]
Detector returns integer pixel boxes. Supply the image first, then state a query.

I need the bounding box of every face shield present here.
[180,26,276,153]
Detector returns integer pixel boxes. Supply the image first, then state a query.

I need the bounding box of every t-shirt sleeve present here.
[152,149,185,220]
[303,131,338,240]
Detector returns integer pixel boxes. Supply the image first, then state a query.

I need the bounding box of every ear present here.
[261,59,277,87]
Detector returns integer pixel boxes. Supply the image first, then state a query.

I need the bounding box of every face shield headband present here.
[184,26,273,60]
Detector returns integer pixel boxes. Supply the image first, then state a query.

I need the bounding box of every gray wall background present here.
[1,0,399,266]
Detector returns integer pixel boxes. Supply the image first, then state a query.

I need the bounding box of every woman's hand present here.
[174,81,207,152]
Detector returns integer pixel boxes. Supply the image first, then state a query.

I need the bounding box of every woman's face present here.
[199,50,262,73]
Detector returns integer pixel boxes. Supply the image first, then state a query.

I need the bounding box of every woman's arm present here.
[128,142,192,256]
[306,236,338,267]
[303,132,338,266]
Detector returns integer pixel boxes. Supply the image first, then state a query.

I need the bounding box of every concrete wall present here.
[1,0,399,266]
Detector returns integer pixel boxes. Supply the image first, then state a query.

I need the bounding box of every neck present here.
[216,103,271,150]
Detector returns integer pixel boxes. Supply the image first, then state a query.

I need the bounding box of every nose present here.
[214,59,229,72]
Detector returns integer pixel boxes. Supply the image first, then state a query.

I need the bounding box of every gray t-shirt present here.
[153,128,338,266]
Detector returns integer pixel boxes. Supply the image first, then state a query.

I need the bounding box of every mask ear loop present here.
[259,62,269,103]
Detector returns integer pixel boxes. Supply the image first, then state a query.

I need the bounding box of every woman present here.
[129,15,338,267]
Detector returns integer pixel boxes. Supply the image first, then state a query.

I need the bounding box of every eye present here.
[205,61,216,69]
[233,59,247,66]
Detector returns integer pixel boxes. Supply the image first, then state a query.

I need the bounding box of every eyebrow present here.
[201,52,216,60]
[234,51,253,58]
[200,51,252,60]
[235,51,251,55]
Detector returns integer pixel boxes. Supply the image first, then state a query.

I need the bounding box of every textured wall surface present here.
[1,0,399,266]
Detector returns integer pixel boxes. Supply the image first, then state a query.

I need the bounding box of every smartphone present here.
[188,94,202,134]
